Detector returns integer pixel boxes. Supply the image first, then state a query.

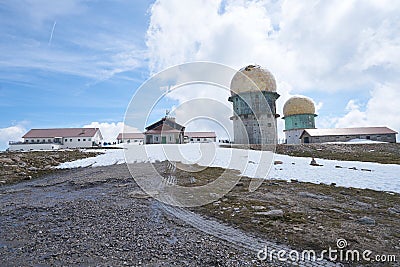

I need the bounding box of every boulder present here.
[357,216,375,226]
[255,209,284,217]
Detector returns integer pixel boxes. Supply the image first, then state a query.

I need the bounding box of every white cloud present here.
[83,122,140,142]
[146,0,400,139]
[335,84,400,141]
[0,124,27,151]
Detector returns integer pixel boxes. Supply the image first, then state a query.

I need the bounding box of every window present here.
[83,139,86,141]
[70,139,72,142]
[366,136,370,140]
[37,140,40,143]
[155,136,158,141]
[190,138,193,141]
[204,138,207,141]
[31,140,34,143]
[78,139,80,142]
[48,139,51,143]
[267,123,272,127]
[170,136,172,141]
[197,138,200,141]
[42,139,45,142]
[88,138,91,141]
[65,139,67,142]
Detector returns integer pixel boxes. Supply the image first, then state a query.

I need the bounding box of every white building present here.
[8,128,103,151]
[184,132,217,143]
[144,117,185,144]
[116,133,144,144]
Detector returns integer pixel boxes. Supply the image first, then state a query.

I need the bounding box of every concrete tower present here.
[228,65,280,145]
[283,96,317,144]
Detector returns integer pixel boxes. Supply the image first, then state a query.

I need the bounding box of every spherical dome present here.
[283,96,316,117]
[230,65,276,95]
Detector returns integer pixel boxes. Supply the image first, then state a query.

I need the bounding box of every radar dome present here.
[283,96,316,117]
[230,65,276,95]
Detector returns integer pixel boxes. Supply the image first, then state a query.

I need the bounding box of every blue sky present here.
[0,0,399,149]
[0,1,152,127]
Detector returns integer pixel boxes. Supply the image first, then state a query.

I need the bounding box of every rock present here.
[11,156,21,162]
[18,162,27,168]
[361,168,372,172]
[354,201,372,209]
[236,182,244,187]
[0,158,14,164]
[28,167,38,171]
[335,165,343,168]
[290,179,299,183]
[255,209,284,217]
[357,216,375,225]
[298,192,334,201]
[251,205,266,210]
[388,207,400,215]
[348,167,357,170]
[274,160,283,165]
[310,158,323,166]
[128,191,150,199]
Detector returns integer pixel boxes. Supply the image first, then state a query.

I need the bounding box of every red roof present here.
[22,128,101,138]
[117,133,144,140]
[185,132,217,138]
[144,124,182,134]
[145,117,184,131]
[300,127,398,138]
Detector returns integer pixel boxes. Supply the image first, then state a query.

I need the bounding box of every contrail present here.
[48,21,57,45]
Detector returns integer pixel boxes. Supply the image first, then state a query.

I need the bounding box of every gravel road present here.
[0,164,296,266]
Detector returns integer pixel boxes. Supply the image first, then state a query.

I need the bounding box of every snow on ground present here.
[58,144,400,193]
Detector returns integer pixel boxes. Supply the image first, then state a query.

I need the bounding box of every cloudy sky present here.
[0,0,399,149]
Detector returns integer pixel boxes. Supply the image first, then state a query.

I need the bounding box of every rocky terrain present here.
[1,161,398,266]
[275,143,400,164]
[0,164,287,267]
[0,150,101,185]
[222,143,400,164]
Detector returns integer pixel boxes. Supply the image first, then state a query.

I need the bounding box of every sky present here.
[0,0,399,150]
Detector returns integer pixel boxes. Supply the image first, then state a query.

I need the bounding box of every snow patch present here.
[57,144,400,193]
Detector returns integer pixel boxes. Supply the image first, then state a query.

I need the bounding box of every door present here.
[161,136,166,144]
